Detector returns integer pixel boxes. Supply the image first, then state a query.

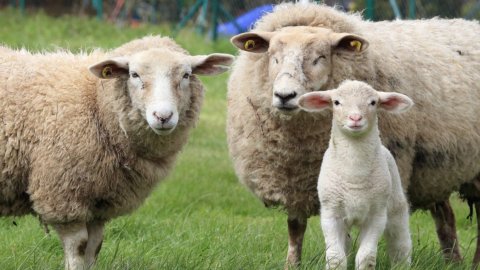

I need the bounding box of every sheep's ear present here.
[330,32,369,53]
[190,53,235,76]
[89,57,129,79]
[298,91,333,112]
[378,92,414,113]
[230,31,274,53]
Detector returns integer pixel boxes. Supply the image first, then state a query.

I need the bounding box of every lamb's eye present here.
[334,100,340,106]
[183,73,190,79]
[370,100,376,106]
[313,55,326,65]
[130,72,139,78]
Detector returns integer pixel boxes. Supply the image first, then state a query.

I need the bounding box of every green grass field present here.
[0,8,478,270]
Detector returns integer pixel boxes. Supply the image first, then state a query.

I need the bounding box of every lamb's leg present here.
[85,220,105,268]
[285,216,307,269]
[355,211,387,270]
[473,202,480,268]
[429,200,462,262]
[384,202,412,266]
[54,222,88,270]
[321,209,348,270]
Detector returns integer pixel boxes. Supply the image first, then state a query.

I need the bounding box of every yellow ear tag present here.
[244,39,256,50]
[350,40,362,52]
[102,66,113,78]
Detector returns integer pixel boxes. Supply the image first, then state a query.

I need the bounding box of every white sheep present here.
[299,80,412,270]
[227,2,480,267]
[0,36,234,270]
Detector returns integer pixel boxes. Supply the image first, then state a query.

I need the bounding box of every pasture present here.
[0,8,477,269]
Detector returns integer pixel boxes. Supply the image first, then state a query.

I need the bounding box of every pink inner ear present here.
[381,96,402,110]
[303,95,330,109]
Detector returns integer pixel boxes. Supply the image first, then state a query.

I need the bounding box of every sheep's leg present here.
[473,202,480,268]
[85,220,105,268]
[355,211,386,270]
[384,203,412,266]
[429,200,462,262]
[54,222,89,270]
[321,210,348,270]
[285,216,307,269]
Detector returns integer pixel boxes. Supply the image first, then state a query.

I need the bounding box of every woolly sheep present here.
[298,80,412,270]
[227,2,480,267]
[0,36,234,270]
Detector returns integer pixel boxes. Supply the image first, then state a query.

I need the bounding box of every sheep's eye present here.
[183,73,190,79]
[334,100,340,106]
[313,55,326,65]
[370,100,376,106]
[130,72,139,78]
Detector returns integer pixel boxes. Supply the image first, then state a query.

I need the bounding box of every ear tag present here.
[102,66,113,78]
[350,40,362,52]
[244,39,256,50]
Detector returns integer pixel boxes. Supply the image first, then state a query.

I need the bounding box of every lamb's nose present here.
[153,111,173,124]
[348,114,362,121]
[274,92,297,104]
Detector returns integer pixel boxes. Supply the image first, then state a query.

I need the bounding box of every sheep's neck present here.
[329,122,382,168]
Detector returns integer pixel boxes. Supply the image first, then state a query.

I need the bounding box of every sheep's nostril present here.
[153,111,173,124]
[274,92,297,104]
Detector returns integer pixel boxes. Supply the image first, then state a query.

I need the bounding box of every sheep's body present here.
[0,36,233,269]
[0,37,195,223]
[298,81,412,269]
[227,2,480,265]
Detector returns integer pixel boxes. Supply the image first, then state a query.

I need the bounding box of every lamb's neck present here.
[329,124,382,166]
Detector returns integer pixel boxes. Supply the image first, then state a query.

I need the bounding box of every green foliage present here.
[0,8,478,269]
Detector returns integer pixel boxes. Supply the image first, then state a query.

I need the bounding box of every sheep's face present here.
[89,49,233,136]
[298,80,413,137]
[231,27,368,115]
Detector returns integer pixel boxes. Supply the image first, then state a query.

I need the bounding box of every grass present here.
[0,8,478,270]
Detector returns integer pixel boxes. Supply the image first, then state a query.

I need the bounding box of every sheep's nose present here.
[274,92,297,104]
[153,111,173,124]
[348,114,362,121]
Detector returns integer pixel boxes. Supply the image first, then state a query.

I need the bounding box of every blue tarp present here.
[217,4,274,36]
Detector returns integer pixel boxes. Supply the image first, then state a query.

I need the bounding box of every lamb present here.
[226,2,480,267]
[298,80,412,270]
[0,36,234,270]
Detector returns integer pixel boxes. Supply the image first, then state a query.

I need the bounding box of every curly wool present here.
[227,2,480,218]
[0,36,204,223]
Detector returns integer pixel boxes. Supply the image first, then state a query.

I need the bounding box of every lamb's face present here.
[231,26,369,115]
[298,80,414,137]
[89,48,233,136]
[330,83,380,137]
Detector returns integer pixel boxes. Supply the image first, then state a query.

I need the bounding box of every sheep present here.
[298,80,412,270]
[0,35,234,270]
[226,2,480,267]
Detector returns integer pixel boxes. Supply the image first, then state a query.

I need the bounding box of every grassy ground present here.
[0,8,478,270]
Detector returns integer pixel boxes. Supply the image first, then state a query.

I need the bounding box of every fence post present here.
[408,0,416,19]
[366,0,374,20]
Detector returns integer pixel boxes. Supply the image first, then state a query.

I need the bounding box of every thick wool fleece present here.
[227,2,480,218]
[0,36,204,223]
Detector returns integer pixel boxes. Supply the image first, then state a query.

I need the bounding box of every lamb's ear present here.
[330,32,369,53]
[230,31,274,53]
[190,53,235,76]
[378,92,414,113]
[89,57,129,79]
[298,91,333,112]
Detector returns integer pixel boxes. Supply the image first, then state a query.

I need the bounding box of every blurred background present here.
[1,0,480,41]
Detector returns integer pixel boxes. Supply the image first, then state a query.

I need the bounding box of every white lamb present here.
[298,80,412,270]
